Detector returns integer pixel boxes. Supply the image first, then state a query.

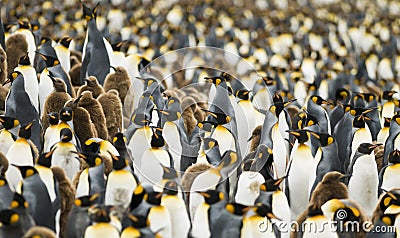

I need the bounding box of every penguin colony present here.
[1,0,400,237]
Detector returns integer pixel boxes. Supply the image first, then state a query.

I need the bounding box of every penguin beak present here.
[109,65,117,72]
[247,135,253,142]
[85,79,90,84]
[2,78,11,86]
[25,123,33,129]
[368,144,380,150]
[204,77,213,83]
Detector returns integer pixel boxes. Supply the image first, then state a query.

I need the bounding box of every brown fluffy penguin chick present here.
[181,163,212,198]
[0,46,7,84]
[97,90,123,141]
[41,77,72,133]
[69,63,82,87]
[182,107,197,137]
[6,33,28,76]
[371,189,400,224]
[103,66,131,103]
[0,85,9,112]
[374,142,384,173]
[249,125,262,152]
[77,91,108,140]
[76,76,105,99]
[51,166,75,238]
[291,171,349,238]
[0,151,8,176]
[189,94,207,122]
[64,97,97,145]
[23,226,57,238]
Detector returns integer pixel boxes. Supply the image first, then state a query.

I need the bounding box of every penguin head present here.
[389,150,400,164]
[204,76,226,86]
[126,214,150,229]
[18,53,31,66]
[59,107,73,122]
[36,150,54,168]
[352,114,370,128]
[287,129,310,144]
[84,76,100,87]
[82,2,99,22]
[13,165,38,179]
[109,152,128,170]
[0,116,19,130]
[18,122,33,139]
[357,143,378,155]
[382,90,397,101]
[47,112,59,126]
[112,132,127,147]
[111,41,125,52]
[270,99,296,117]
[158,109,181,121]
[38,53,60,68]
[163,180,179,196]
[49,73,67,92]
[236,89,251,101]
[309,132,335,147]
[259,76,275,86]
[161,164,178,180]
[78,152,103,168]
[130,185,146,210]
[60,128,73,142]
[203,109,232,125]
[17,19,31,29]
[150,127,165,148]
[3,71,22,86]
[321,171,351,184]
[83,140,101,153]
[260,176,286,192]
[383,117,391,128]
[197,190,225,205]
[225,203,250,216]
[335,88,350,103]
[310,95,330,106]
[39,37,52,46]
[379,189,400,212]
[197,121,217,132]
[145,191,163,206]
[74,194,100,207]
[58,36,73,48]
[362,93,376,104]
[10,192,29,209]
[89,205,111,223]
[253,203,278,219]
[273,91,284,104]
[140,78,157,88]
[202,137,219,151]
[0,209,19,225]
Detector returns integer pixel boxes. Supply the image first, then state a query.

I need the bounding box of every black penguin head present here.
[379,189,400,212]
[82,2,99,21]
[38,53,60,68]
[109,152,128,170]
[236,89,251,100]
[59,107,73,122]
[225,203,250,216]
[83,140,101,153]
[0,116,19,130]
[36,150,53,168]
[39,37,51,46]
[357,143,378,155]
[18,54,31,66]
[335,88,350,103]
[254,203,277,219]
[197,121,217,132]
[49,72,67,92]
[18,20,31,29]
[10,192,28,209]
[259,76,274,86]
[18,123,32,139]
[111,41,125,51]
[309,132,335,147]
[112,132,126,147]
[204,76,225,86]
[58,36,73,48]
[13,165,38,179]
[140,78,157,88]
[310,95,330,106]
[84,76,100,87]
[163,180,179,196]
[389,150,400,164]
[78,152,103,167]
[74,194,100,207]
[126,214,149,229]
[161,165,178,180]
[60,128,73,142]
[382,90,397,100]
[47,112,59,126]
[383,117,391,127]
[273,91,284,103]
[202,137,219,151]
[197,190,225,205]
[146,191,163,206]
[203,109,231,125]
[362,93,376,103]
[130,185,146,210]
[89,205,111,223]
[287,129,310,144]
[150,127,165,148]
[0,209,19,225]
[352,115,369,128]
[260,176,286,192]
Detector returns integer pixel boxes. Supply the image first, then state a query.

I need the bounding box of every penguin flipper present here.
[80,50,91,84]
[378,165,388,196]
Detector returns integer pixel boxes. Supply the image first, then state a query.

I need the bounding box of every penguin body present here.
[54,36,72,74]
[5,33,28,77]
[209,203,248,238]
[77,76,105,99]
[0,209,25,238]
[42,112,59,153]
[0,176,14,210]
[241,203,280,238]
[9,192,35,234]
[103,66,131,103]
[234,170,265,206]
[0,116,18,155]
[380,150,400,192]
[83,206,119,238]
[97,89,123,141]
[80,2,110,85]
[14,55,39,112]
[38,69,56,117]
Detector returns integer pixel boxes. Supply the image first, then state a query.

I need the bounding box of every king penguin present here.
[0,115,18,155]
[9,192,35,233]
[84,205,119,238]
[241,202,281,238]
[14,54,39,112]
[103,65,131,103]
[76,76,105,99]
[380,150,400,193]
[97,89,123,141]
[54,36,73,74]
[80,2,111,85]
[4,71,41,151]
[0,209,25,238]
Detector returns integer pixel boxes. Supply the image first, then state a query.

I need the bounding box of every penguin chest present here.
[129,127,151,169]
[272,124,288,178]
[15,66,39,109]
[302,216,338,238]
[139,148,170,184]
[253,88,272,111]
[196,151,208,164]
[36,166,57,202]
[350,128,372,162]
[105,171,137,208]
[192,204,211,238]
[235,171,265,206]
[148,205,172,238]
[237,100,258,156]
[394,134,400,151]
[382,164,400,191]
[163,121,182,170]
[38,69,54,116]
[377,127,390,144]
[76,169,90,198]
[212,126,236,154]
[161,195,191,238]
[0,130,15,155]
[382,102,396,125]
[272,191,291,225]
[54,46,71,73]
[52,143,80,180]
[84,223,119,238]
[294,81,307,106]
[7,139,34,165]
[242,216,275,238]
